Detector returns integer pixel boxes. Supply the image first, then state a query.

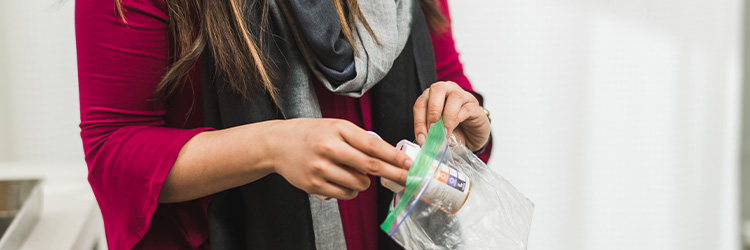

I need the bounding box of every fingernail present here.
[417,133,425,144]
[404,159,413,168]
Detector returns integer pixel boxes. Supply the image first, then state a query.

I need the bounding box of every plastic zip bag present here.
[381,119,534,249]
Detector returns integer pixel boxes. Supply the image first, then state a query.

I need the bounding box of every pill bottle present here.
[382,140,471,214]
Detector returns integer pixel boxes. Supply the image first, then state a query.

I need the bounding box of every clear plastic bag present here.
[381,119,534,250]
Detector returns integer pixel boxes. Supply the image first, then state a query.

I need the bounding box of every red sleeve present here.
[429,0,492,162]
[75,1,211,249]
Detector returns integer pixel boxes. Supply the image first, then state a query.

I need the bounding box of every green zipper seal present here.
[380,119,447,235]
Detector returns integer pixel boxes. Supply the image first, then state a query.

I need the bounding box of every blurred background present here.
[0,0,746,249]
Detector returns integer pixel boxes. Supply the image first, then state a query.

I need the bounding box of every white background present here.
[0,1,81,163]
[451,0,741,249]
[0,0,743,249]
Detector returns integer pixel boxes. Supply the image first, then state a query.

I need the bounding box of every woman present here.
[76,0,491,249]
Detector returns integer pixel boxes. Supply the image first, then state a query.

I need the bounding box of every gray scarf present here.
[275,1,417,248]
[295,0,415,97]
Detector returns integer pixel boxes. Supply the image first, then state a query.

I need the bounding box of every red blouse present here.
[75,0,487,249]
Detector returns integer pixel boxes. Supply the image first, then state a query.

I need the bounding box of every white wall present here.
[450,0,741,249]
[0,3,9,161]
[0,1,83,163]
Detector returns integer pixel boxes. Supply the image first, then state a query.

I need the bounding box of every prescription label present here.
[420,162,471,214]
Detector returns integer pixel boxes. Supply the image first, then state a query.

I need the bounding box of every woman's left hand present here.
[413,81,491,151]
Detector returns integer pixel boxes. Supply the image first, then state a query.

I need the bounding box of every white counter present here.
[0,163,106,250]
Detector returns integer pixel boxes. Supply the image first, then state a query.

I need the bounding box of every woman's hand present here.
[268,118,413,200]
[161,118,411,203]
[413,81,491,151]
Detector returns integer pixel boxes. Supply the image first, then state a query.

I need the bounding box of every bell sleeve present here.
[76,1,211,249]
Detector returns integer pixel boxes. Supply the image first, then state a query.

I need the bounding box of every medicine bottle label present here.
[387,140,471,214]
[419,160,471,214]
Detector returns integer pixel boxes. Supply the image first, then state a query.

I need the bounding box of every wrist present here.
[229,121,279,176]
[471,134,490,154]
[254,120,282,175]
[472,107,491,153]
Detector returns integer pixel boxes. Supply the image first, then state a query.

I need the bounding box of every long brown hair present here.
[116,0,446,102]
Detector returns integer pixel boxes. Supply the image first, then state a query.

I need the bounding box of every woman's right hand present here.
[267,118,413,200]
